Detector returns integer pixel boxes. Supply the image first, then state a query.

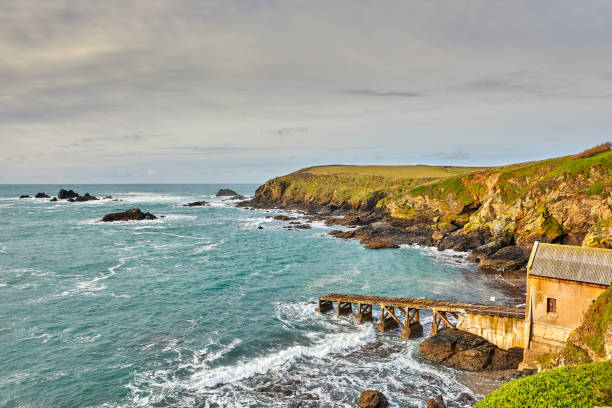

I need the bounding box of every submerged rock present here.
[216,188,238,196]
[418,328,523,371]
[35,192,50,198]
[184,201,209,207]
[357,390,388,408]
[100,208,157,222]
[19,195,30,199]
[58,189,79,199]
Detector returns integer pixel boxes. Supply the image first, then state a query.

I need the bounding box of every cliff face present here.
[252,150,612,255]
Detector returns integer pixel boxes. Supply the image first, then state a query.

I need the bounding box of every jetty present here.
[317,293,526,347]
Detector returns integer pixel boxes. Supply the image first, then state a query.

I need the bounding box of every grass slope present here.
[474,362,612,408]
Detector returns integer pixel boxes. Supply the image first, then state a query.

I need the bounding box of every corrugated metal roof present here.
[529,242,612,286]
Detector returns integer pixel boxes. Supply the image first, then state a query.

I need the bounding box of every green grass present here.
[474,362,612,408]
[301,165,486,179]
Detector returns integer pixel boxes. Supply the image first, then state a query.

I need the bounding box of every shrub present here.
[574,142,611,159]
[474,362,612,408]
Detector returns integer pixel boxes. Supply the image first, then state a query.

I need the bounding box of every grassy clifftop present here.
[253,145,612,250]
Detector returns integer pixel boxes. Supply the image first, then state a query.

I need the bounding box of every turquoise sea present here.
[0,184,513,407]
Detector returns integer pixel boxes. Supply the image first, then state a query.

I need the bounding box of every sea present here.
[0,184,515,408]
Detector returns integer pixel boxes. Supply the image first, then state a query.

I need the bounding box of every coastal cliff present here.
[243,145,612,272]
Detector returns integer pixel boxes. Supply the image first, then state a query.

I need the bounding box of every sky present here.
[1,1,612,183]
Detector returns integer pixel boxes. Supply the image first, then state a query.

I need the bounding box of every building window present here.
[547,298,557,314]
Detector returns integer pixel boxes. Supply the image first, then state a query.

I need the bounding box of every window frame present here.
[546,297,557,314]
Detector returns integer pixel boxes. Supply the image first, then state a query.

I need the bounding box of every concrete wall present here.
[457,313,524,349]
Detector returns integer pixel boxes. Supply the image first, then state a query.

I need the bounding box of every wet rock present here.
[357,390,388,408]
[438,229,489,252]
[103,195,113,199]
[426,395,445,408]
[418,328,523,371]
[455,393,476,405]
[70,193,98,202]
[273,215,297,221]
[216,188,238,196]
[19,195,30,198]
[184,201,209,207]
[58,189,79,199]
[362,238,399,249]
[258,226,264,229]
[100,208,157,222]
[35,192,50,198]
[478,245,530,272]
[293,224,312,229]
[49,197,58,202]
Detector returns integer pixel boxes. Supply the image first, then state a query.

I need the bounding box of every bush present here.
[474,362,612,408]
[574,142,611,159]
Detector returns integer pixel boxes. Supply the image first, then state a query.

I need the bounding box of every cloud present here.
[270,126,308,138]
[343,89,423,98]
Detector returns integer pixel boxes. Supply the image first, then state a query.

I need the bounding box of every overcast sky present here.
[1,1,612,183]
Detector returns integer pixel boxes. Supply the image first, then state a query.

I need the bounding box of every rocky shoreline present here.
[238,199,531,279]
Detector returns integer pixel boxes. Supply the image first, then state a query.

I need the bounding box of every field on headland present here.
[302,164,488,179]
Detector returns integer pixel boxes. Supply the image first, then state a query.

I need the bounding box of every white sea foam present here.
[193,239,224,254]
[187,325,376,389]
[406,244,473,268]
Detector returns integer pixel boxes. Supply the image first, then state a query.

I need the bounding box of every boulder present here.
[216,188,238,196]
[19,195,30,198]
[184,201,209,207]
[426,395,446,408]
[419,328,523,371]
[58,189,79,199]
[293,224,312,229]
[478,245,530,272]
[103,195,113,199]
[100,208,157,222]
[362,238,399,249]
[357,390,388,408]
[35,192,50,198]
[273,215,297,221]
[49,197,58,202]
[70,193,98,202]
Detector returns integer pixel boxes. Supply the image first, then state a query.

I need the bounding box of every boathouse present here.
[522,242,612,364]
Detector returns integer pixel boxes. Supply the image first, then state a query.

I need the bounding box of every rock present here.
[35,192,50,198]
[478,245,530,272]
[273,215,297,221]
[184,201,209,207]
[216,188,238,196]
[50,197,58,202]
[71,193,98,202]
[103,195,113,199]
[362,238,399,249]
[426,395,446,408]
[432,230,444,241]
[58,189,79,199]
[357,390,388,408]
[418,328,523,371]
[293,224,311,229]
[258,226,264,229]
[100,208,157,222]
[19,195,30,198]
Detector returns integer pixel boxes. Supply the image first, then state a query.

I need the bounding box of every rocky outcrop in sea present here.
[99,208,157,222]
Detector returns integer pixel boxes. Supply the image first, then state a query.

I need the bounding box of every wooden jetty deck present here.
[317,293,525,339]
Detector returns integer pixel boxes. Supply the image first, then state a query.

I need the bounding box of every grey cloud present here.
[270,127,308,138]
[344,90,423,98]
